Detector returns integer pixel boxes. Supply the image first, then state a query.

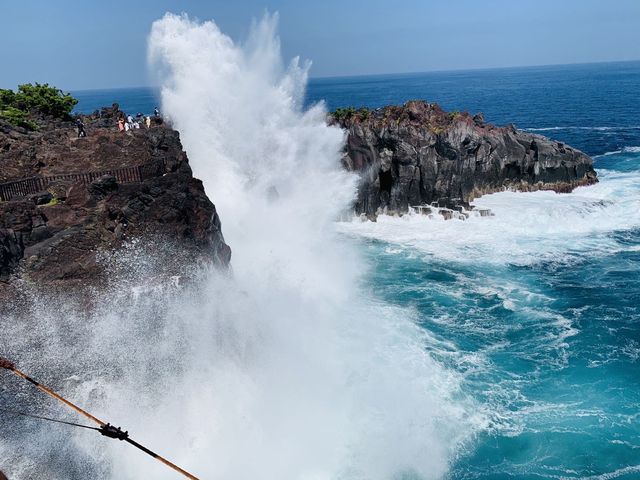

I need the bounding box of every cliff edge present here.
[0,105,230,302]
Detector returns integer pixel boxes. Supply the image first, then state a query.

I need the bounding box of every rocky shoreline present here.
[333,100,598,218]
[1,100,599,301]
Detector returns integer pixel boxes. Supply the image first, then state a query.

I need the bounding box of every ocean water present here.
[68,60,640,479]
[74,61,640,157]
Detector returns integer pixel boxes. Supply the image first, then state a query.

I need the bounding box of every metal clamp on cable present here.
[99,423,129,441]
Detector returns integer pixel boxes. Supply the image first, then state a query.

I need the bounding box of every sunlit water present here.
[4,18,639,480]
[340,151,640,479]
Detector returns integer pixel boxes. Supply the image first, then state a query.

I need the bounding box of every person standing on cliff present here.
[75,119,86,138]
[117,118,125,132]
[154,107,160,117]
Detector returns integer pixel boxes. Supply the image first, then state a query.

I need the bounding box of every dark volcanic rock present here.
[0,106,230,302]
[0,228,22,279]
[332,101,598,217]
[0,104,171,181]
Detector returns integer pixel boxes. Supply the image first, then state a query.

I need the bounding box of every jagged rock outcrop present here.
[0,105,230,301]
[332,100,598,217]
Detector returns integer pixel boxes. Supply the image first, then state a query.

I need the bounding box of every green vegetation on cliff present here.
[0,83,77,130]
[332,106,370,121]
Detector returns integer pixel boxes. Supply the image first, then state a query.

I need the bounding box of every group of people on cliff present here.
[118,108,159,132]
[74,107,160,137]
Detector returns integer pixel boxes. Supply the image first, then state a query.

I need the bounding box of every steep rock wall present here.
[333,101,597,217]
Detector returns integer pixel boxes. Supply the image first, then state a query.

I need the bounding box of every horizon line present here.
[67,58,640,93]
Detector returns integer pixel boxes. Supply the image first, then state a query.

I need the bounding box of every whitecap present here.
[338,165,640,268]
[524,126,640,132]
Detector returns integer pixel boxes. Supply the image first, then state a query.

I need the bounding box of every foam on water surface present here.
[349,150,640,479]
[339,160,640,268]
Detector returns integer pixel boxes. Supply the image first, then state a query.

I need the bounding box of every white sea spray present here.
[0,13,484,480]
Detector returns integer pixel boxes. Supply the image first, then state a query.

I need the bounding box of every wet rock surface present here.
[332,100,598,217]
[0,105,230,303]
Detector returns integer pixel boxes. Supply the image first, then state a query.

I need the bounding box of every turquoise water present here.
[358,203,640,479]
[73,62,640,479]
[341,145,640,478]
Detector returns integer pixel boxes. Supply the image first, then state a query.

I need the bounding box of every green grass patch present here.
[40,197,60,207]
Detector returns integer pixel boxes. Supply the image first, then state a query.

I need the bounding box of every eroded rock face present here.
[332,101,598,217]
[0,105,230,302]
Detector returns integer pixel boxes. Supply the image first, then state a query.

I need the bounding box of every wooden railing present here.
[0,159,166,201]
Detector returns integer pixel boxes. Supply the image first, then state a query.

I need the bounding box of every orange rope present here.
[1,359,199,480]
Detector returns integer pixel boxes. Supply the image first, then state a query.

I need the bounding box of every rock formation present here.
[332,101,598,218]
[0,105,230,302]
[0,98,601,302]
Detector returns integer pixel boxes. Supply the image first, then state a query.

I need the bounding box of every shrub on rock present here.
[0,83,77,129]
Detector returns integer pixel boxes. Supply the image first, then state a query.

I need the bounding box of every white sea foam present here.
[525,126,640,132]
[338,166,640,267]
[0,12,484,480]
[0,12,490,480]
[595,146,640,157]
[566,465,640,480]
[94,12,482,480]
[334,155,640,447]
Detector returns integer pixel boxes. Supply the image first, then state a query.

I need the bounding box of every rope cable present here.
[0,406,99,431]
[1,359,201,479]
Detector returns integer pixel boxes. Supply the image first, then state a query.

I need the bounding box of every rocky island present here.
[333,100,598,218]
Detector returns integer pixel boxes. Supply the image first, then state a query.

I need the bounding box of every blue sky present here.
[1,0,639,90]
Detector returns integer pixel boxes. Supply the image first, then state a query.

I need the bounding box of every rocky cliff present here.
[0,99,600,301]
[333,101,598,218]
[0,105,230,303]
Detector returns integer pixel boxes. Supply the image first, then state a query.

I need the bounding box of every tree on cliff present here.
[0,83,77,129]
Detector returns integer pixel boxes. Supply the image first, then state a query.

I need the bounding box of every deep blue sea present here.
[74,61,640,479]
